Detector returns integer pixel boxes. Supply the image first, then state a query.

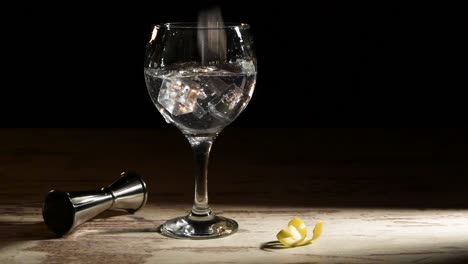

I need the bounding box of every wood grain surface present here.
[0,128,467,263]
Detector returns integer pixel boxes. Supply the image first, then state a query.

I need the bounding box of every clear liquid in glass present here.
[144,60,256,135]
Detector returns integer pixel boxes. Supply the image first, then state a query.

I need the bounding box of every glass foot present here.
[161,213,238,239]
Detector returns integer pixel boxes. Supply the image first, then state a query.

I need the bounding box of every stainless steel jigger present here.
[42,171,148,236]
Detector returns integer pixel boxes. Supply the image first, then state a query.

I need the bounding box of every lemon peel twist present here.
[276,218,323,247]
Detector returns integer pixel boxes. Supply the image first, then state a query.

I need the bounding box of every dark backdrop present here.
[2,2,467,127]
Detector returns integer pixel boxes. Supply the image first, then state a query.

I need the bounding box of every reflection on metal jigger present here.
[42,171,148,236]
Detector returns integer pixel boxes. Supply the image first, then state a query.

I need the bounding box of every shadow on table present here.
[260,241,290,251]
[0,210,132,250]
[98,225,160,235]
[0,221,55,250]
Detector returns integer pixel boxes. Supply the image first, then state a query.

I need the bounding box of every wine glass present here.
[143,22,256,239]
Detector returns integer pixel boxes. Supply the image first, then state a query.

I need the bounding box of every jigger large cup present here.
[42,171,148,236]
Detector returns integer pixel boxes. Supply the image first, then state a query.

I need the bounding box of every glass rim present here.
[155,22,250,30]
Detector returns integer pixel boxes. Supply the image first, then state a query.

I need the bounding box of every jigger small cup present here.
[42,171,148,236]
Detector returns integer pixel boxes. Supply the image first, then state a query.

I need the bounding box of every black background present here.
[2,1,467,127]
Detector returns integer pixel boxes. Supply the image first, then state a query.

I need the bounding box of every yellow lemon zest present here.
[276,218,323,247]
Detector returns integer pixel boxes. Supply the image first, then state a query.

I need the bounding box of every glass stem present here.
[186,135,216,217]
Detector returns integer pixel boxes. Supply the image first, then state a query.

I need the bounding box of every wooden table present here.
[1,128,467,263]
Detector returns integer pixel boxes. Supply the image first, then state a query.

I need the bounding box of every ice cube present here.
[240,60,256,75]
[158,79,179,114]
[158,77,202,116]
[200,77,230,98]
[192,103,207,119]
[177,85,199,108]
[208,84,244,121]
[219,60,256,75]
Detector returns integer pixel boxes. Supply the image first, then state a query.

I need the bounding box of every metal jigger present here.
[42,171,148,236]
